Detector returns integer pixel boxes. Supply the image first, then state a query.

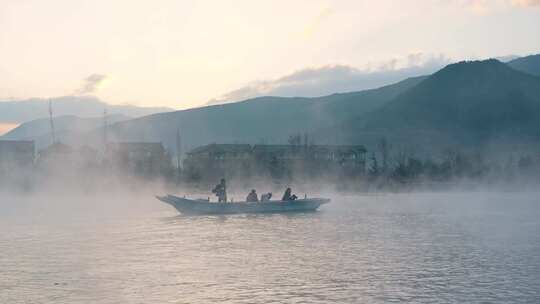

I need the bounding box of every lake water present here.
[1,192,540,303]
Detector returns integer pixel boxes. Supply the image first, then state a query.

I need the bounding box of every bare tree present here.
[378,137,391,174]
[368,152,379,176]
[288,134,302,146]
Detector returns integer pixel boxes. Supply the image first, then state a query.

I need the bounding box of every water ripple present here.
[1,192,540,303]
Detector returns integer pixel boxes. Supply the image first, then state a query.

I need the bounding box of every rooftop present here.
[189,144,367,155]
[39,142,73,155]
[188,144,252,155]
[107,142,165,153]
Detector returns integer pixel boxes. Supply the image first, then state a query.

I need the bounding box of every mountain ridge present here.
[47,76,427,152]
[1,114,131,149]
[507,54,540,77]
[316,59,540,150]
[0,96,172,124]
[4,55,540,155]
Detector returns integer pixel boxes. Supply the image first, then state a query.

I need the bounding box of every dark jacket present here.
[282,189,292,201]
[246,191,258,202]
[212,181,227,202]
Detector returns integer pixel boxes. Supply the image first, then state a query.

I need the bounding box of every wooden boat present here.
[156,194,330,215]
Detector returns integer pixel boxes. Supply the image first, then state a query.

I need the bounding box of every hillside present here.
[49,76,425,153]
[320,59,540,150]
[507,54,540,76]
[0,96,172,124]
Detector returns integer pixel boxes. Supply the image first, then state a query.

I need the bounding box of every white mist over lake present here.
[1,192,539,303]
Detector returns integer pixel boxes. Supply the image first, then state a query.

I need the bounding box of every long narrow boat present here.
[156,194,330,215]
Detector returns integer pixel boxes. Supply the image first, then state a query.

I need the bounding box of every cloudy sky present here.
[0,0,539,108]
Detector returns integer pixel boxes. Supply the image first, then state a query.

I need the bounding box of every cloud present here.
[463,0,494,14]
[455,0,539,14]
[511,0,540,7]
[75,74,108,95]
[495,55,520,62]
[208,54,452,105]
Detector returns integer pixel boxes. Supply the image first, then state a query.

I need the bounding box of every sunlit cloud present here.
[465,0,494,14]
[454,0,540,15]
[458,0,540,13]
[511,0,540,7]
[209,53,452,104]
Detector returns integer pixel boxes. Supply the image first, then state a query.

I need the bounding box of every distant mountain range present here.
[2,114,130,149]
[0,96,172,124]
[3,54,540,155]
[82,75,426,153]
[318,58,540,150]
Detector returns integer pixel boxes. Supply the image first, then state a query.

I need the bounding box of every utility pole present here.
[176,127,182,182]
[103,107,109,163]
[103,108,108,146]
[303,132,309,158]
[48,99,56,145]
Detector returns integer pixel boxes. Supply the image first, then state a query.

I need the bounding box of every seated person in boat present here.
[246,189,259,202]
[212,178,227,202]
[281,188,298,201]
[260,192,272,202]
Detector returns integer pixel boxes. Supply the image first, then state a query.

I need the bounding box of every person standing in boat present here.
[212,178,227,202]
[246,189,259,202]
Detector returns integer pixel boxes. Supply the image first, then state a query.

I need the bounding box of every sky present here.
[0,0,539,109]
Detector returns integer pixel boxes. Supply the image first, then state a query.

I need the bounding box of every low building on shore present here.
[183,143,367,181]
[0,140,35,175]
[38,142,74,167]
[37,142,99,171]
[106,142,171,176]
[183,144,252,180]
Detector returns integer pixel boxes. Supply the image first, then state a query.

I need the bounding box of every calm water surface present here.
[1,192,540,303]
